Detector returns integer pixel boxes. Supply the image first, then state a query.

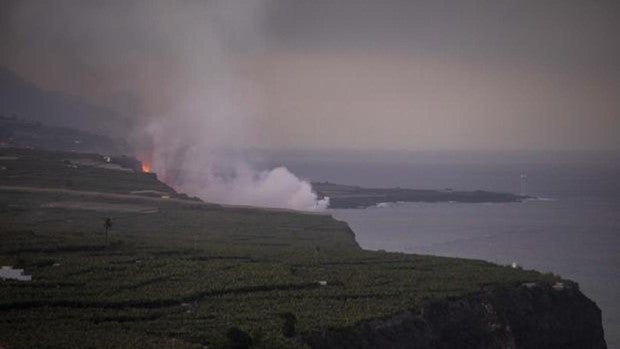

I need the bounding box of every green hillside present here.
[0,148,558,348]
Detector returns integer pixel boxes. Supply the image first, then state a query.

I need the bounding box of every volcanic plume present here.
[0,0,329,211]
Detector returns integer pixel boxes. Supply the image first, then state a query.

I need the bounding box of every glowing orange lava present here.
[141,163,151,173]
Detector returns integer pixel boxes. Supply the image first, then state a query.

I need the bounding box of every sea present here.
[266,150,620,348]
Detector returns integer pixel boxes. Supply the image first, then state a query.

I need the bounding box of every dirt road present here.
[0,185,212,206]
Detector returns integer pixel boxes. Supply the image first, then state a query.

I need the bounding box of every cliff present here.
[303,281,607,349]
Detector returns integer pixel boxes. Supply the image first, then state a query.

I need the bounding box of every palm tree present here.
[103,218,112,244]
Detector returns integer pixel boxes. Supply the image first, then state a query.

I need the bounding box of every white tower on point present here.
[520,173,527,196]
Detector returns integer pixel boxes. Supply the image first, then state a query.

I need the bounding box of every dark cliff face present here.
[303,282,607,349]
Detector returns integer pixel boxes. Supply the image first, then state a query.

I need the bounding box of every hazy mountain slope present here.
[0,66,133,138]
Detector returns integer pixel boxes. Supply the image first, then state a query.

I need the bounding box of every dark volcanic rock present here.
[311,182,528,209]
[303,282,607,349]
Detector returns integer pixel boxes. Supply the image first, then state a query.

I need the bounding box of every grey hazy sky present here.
[1,0,619,151]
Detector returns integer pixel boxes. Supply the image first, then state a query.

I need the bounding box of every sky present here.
[1,0,619,152]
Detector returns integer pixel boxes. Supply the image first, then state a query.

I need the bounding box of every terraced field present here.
[0,148,559,348]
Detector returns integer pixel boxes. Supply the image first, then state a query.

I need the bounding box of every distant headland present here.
[312,181,529,209]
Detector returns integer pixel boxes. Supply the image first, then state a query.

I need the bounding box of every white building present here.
[0,266,32,281]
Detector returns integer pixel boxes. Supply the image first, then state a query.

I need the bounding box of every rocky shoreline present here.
[303,281,607,349]
[312,182,528,209]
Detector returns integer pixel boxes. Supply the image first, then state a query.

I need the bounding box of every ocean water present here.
[269,151,620,348]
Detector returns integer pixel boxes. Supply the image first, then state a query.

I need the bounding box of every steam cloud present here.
[169,161,330,211]
[1,0,329,211]
[146,117,329,211]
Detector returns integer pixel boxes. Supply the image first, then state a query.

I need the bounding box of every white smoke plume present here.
[1,0,329,211]
[129,0,329,211]
[145,118,329,211]
[175,161,329,211]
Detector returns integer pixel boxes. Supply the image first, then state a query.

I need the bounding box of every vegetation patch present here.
[0,148,560,348]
